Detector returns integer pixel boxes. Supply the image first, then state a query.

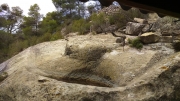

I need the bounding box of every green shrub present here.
[27,36,38,46]
[128,38,133,44]
[128,38,143,49]
[22,27,33,36]
[90,12,108,32]
[0,17,6,27]
[70,18,90,34]
[173,41,180,52]
[37,33,51,43]
[0,31,13,49]
[0,49,9,63]
[50,32,63,41]
[8,40,29,56]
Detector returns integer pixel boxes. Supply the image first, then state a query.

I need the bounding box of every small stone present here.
[38,76,49,83]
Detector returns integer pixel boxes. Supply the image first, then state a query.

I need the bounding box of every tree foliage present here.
[41,12,58,33]
[0,4,23,34]
[0,3,63,63]
[21,4,43,36]
[52,0,86,19]
[6,6,23,34]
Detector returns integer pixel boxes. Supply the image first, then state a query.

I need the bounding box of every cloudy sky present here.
[0,0,57,16]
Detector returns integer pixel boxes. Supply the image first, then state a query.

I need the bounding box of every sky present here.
[0,0,57,16]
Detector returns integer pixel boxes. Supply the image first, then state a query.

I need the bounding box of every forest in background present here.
[0,0,147,63]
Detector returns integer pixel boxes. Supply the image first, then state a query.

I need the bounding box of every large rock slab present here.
[140,32,160,44]
[0,34,179,101]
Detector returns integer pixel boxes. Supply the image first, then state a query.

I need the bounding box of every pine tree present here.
[21,4,43,36]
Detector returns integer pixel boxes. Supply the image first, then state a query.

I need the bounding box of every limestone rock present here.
[161,31,172,36]
[140,32,160,44]
[61,27,67,36]
[134,18,148,24]
[161,36,173,43]
[0,34,179,101]
[125,22,145,35]
[142,23,154,33]
[173,30,180,35]
[162,30,180,36]
[104,25,118,32]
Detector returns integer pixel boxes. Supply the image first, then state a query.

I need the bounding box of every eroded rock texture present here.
[0,34,179,101]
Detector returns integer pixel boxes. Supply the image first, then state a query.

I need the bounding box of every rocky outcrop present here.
[98,5,120,15]
[0,34,179,101]
[140,32,160,44]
